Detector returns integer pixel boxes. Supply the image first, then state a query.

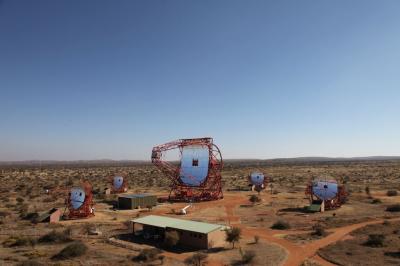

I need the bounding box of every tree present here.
[184,252,208,266]
[164,230,180,248]
[365,186,372,198]
[225,227,241,249]
[249,195,261,205]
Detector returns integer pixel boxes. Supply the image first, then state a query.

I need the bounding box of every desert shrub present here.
[3,236,36,247]
[23,212,39,222]
[387,190,398,197]
[65,179,74,186]
[82,223,96,235]
[184,252,208,266]
[133,248,162,262]
[164,230,179,248]
[52,241,87,260]
[17,260,44,266]
[249,195,261,204]
[16,197,25,204]
[386,204,400,212]
[158,254,165,264]
[271,220,290,230]
[225,227,241,249]
[312,224,327,236]
[385,251,400,258]
[39,230,71,243]
[239,248,256,264]
[364,234,385,247]
[0,211,10,217]
[5,203,15,208]
[42,196,56,203]
[1,197,10,202]
[95,193,105,200]
[371,198,382,204]
[17,204,29,218]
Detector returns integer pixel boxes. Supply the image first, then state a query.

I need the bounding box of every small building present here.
[37,208,61,223]
[118,194,157,210]
[104,188,111,195]
[131,215,227,249]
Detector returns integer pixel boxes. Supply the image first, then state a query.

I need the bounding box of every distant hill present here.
[224,156,400,166]
[0,159,150,167]
[1,156,400,167]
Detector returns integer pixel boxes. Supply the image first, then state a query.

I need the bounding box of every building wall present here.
[207,229,226,248]
[132,222,225,250]
[172,229,208,249]
[119,195,157,209]
[49,210,61,223]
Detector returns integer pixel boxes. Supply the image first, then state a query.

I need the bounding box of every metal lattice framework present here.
[66,180,94,219]
[151,137,223,201]
[108,173,128,194]
[305,179,348,210]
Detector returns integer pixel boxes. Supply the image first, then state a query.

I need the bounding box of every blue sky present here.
[1,0,400,160]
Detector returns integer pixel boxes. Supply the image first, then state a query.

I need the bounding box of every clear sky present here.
[1,0,400,161]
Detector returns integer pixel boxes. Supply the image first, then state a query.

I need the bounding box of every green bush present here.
[271,220,290,230]
[364,234,385,247]
[52,241,87,260]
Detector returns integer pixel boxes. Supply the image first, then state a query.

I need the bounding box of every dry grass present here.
[318,221,400,265]
[0,160,399,265]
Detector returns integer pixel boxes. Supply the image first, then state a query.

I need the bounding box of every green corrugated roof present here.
[132,215,226,234]
[307,204,321,212]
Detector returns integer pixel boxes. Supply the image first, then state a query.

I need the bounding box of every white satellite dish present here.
[70,188,85,210]
[250,172,265,186]
[113,176,124,190]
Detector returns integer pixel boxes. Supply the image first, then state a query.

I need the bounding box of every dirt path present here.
[214,192,400,266]
[245,217,400,266]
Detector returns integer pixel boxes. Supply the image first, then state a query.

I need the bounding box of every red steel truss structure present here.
[66,180,95,219]
[305,180,348,210]
[151,137,223,201]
